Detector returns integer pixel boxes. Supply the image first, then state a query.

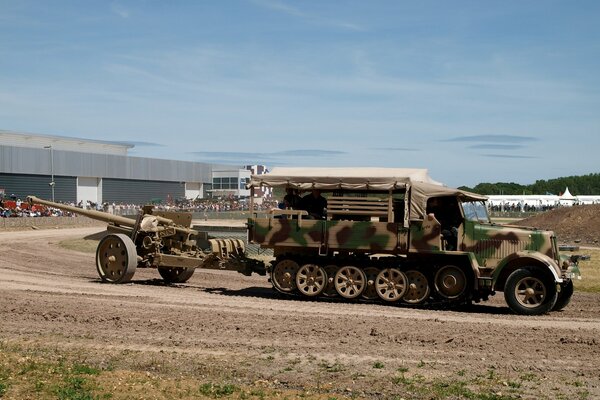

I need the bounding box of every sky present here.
[1,1,599,188]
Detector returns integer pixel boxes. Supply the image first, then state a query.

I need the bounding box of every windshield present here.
[461,201,490,223]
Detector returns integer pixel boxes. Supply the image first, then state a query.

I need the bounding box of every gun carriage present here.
[27,196,265,284]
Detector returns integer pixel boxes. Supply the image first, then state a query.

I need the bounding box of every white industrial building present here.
[0,130,254,204]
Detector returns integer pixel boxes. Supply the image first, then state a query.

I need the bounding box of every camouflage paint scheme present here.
[248,181,580,314]
[248,210,574,284]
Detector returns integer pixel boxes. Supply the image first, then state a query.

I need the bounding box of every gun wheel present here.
[96,233,137,283]
[434,265,467,299]
[323,265,339,297]
[402,270,430,304]
[296,264,327,297]
[361,267,380,300]
[375,268,408,302]
[271,259,299,293]
[158,267,195,283]
[334,266,366,299]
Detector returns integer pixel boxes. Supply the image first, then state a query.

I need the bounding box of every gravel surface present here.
[1,226,599,398]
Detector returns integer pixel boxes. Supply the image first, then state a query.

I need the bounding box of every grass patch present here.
[372,361,385,369]
[0,342,354,399]
[198,383,238,398]
[58,239,99,254]
[319,361,345,373]
[573,248,600,293]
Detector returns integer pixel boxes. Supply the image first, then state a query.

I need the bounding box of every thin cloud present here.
[273,149,345,157]
[371,147,419,152]
[446,135,538,143]
[482,154,537,159]
[189,149,346,164]
[469,144,523,150]
[251,0,365,31]
[117,141,165,147]
[110,3,130,18]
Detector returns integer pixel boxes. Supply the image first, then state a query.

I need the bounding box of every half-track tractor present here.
[246,167,581,315]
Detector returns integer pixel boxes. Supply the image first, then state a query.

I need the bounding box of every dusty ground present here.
[1,227,600,399]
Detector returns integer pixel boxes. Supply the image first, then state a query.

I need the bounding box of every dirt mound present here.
[514,204,600,245]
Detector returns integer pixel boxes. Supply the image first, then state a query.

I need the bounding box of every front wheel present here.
[96,233,137,283]
[552,280,574,311]
[504,267,557,315]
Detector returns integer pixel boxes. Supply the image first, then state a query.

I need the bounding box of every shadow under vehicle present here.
[246,167,581,315]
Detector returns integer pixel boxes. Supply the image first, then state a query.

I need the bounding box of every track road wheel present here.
[504,267,558,315]
[552,280,574,311]
[434,265,467,299]
[323,265,339,297]
[362,267,380,300]
[271,259,299,293]
[375,268,408,302]
[402,270,430,304]
[296,264,327,297]
[96,233,137,283]
[158,267,195,283]
[334,266,366,299]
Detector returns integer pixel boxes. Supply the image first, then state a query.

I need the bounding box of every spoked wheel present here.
[434,265,467,299]
[271,259,299,293]
[334,266,366,299]
[323,265,339,297]
[158,267,195,283]
[296,264,327,297]
[504,267,557,315]
[402,270,430,304]
[362,267,380,300]
[375,268,408,302]
[96,233,137,283]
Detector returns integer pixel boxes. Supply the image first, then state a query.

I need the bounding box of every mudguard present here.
[492,251,563,290]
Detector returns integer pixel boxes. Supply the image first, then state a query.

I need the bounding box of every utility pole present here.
[44,145,55,202]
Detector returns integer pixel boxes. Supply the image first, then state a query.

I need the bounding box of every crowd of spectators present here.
[488,203,559,213]
[1,195,279,218]
[0,198,77,218]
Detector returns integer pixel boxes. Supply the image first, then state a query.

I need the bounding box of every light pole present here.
[44,145,55,202]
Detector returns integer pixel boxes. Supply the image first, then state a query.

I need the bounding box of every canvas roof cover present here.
[248,167,443,190]
[249,167,488,220]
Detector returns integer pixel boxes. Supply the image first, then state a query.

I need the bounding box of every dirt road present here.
[1,227,599,399]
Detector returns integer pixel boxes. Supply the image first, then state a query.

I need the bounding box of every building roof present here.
[0,130,134,155]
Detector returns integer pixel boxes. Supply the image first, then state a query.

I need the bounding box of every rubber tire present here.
[552,280,574,311]
[504,267,558,316]
[158,267,195,283]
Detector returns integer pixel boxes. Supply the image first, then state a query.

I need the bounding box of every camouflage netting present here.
[514,204,600,245]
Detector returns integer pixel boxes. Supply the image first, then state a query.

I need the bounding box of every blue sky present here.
[1,1,599,188]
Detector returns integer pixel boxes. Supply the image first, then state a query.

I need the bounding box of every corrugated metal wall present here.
[0,173,77,202]
[0,145,216,183]
[102,178,185,204]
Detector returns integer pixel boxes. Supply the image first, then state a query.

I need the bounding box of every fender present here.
[492,251,563,287]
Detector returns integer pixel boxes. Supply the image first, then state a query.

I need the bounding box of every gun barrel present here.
[27,195,136,227]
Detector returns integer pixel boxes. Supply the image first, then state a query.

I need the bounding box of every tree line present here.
[458,173,600,195]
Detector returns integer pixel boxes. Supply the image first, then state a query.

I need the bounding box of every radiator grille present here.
[476,239,529,259]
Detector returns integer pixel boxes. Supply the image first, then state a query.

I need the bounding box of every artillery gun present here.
[27,196,265,283]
